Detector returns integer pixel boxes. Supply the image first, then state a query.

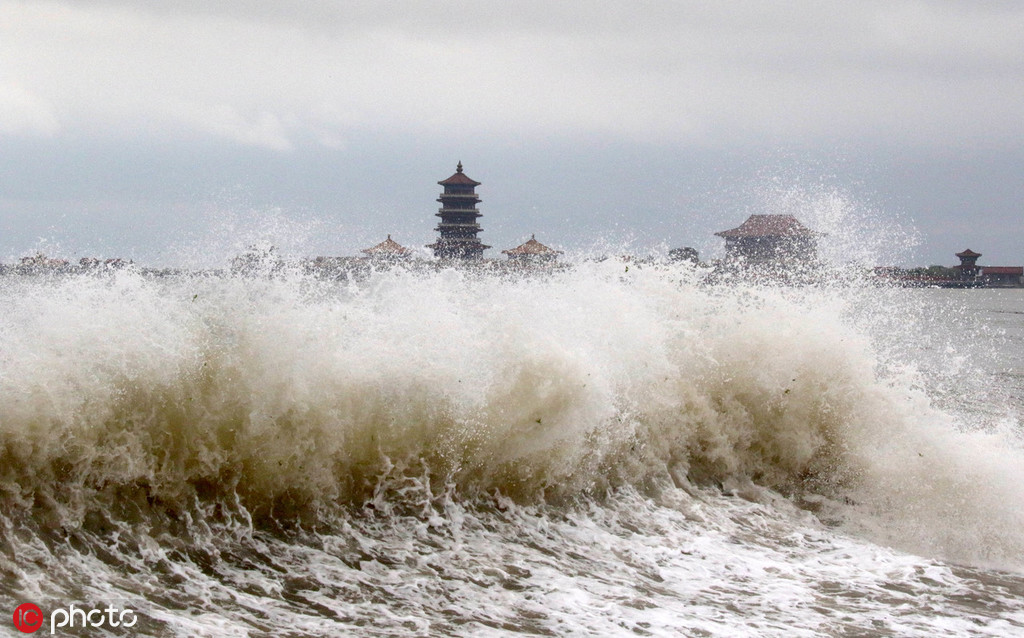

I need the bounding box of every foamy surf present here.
[1,262,1022,636]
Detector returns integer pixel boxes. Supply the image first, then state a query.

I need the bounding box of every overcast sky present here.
[1,0,1022,267]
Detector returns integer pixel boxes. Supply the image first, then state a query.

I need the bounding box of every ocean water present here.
[1,261,1022,637]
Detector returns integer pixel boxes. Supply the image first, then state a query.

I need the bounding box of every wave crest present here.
[1,265,1022,568]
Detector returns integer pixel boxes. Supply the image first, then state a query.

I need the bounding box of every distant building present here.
[20,253,69,268]
[426,162,490,260]
[951,249,1022,287]
[232,246,282,276]
[502,234,562,262]
[669,247,699,264]
[361,235,411,260]
[15,253,70,274]
[953,249,982,280]
[715,215,819,264]
[981,266,1023,287]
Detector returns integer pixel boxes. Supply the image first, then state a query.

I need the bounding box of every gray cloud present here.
[3,0,1022,147]
[0,1,1021,266]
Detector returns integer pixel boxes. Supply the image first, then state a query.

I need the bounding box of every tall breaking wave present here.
[1,261,1022,571]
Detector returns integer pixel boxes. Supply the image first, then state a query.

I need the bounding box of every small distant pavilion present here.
[954,249,982,279]
[361,235,411,259]
[715,215,819,263]
[426,162,490,260]
[502,234,562,262]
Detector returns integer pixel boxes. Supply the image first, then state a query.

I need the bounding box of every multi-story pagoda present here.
[426,162,490,260]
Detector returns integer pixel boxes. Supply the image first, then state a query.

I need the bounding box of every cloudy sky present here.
[1,0,1022,266]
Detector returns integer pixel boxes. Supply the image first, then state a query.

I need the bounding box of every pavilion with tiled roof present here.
[361,235,411,258]
[715,214,820,263]
[502,234,562,262]
[954,248,982,279]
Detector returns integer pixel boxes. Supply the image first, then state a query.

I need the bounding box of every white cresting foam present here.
[0,261,1022,571]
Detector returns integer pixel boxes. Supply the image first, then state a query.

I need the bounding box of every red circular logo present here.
[13,603,43,633]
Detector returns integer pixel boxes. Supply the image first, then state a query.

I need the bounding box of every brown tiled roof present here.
[715,215,817,238]
[502,234,562,256]
[361,235,410,256]
[438,162,481,186]
[982,266,1022,275]
[956,249,982,258]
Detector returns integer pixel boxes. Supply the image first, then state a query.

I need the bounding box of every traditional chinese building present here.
[950,249,1022,287]
[426,162,490,260]
[361,235,411,259]
[954,248,982,280]
[502,234,562,262]
[715,215,819,264]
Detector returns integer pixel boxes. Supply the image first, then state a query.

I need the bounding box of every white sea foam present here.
[1,262,1022,635]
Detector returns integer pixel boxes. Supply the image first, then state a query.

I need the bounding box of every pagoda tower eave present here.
[426,238,492,247]
[436,210,482,217]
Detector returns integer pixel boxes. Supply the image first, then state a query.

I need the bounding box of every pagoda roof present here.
[502,234,562,256]
[438,161,481,186]
[956,248,982,258]
[715,215,817,238]
[361,235,410,256]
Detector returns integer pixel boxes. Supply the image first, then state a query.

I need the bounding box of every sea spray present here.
[2,262,1024,635]
[1,263,1023,560]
